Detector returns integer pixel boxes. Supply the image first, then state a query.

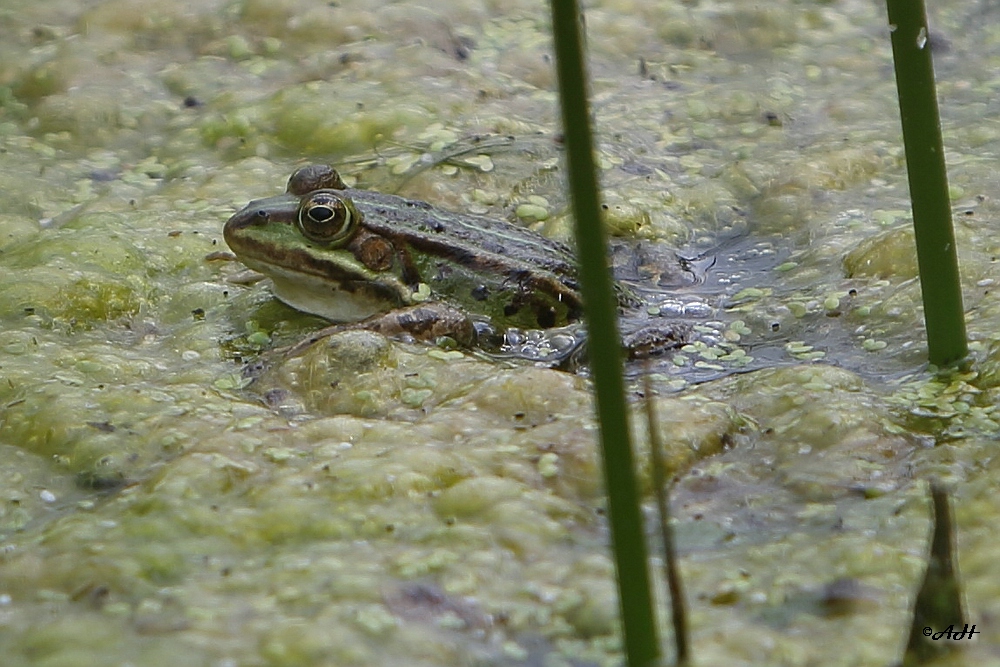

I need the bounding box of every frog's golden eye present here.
[297,190,360,246]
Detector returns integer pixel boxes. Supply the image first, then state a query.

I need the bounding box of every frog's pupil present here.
[309,205,335,223]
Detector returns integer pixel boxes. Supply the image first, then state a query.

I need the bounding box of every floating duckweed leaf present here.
[463,154,494,172]
[693,361,724,371]
[786,341,814,354]
[389,153,420,175]
[401,388,433,407]
[862,338,888,351]
[731,287,767,303]
[264,447,296,462]
[426,349,466,362]
[788,302,809,318]
[802,380,833,391]
[247,331,271,347]
[537,452,559,478]
[212,373,253,391]
[728,320,752,335]
[516,203,549,221]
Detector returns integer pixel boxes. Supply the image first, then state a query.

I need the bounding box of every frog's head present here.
[223,167,413,322]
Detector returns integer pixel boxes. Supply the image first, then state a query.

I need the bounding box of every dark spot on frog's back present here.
[434,245,480,266]
[535,305,557,329]
[471,285,489,301]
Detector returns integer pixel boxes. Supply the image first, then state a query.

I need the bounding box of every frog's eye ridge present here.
[286,164,347,195]
[297,190,360,246]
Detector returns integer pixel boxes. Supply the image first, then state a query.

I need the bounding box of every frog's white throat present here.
[260,264,412,323]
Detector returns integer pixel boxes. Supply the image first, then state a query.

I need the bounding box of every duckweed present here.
[3,1,1000,666]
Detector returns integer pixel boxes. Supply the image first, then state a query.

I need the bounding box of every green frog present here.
[223,164,689,362]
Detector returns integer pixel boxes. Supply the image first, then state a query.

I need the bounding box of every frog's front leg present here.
[284,303,476,357]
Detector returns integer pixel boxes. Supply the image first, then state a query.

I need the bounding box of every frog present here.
[223,164,691,363]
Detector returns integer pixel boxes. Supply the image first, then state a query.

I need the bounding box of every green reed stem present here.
[643,371,690,665]
[549,1,660,665]
[886,0,967,365]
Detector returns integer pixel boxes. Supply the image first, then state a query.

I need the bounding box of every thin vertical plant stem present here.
[643,371,690,665]
[549,0,660,664]
[885,0,967,365]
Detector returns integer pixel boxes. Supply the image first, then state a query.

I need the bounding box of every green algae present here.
[1,0,1000,665]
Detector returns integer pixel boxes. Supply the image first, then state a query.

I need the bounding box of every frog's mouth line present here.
[235,234,410,293]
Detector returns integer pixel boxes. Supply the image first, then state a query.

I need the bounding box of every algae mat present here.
[2,0,1000,665]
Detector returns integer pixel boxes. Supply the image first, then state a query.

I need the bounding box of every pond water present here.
[1,0,1000,665]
